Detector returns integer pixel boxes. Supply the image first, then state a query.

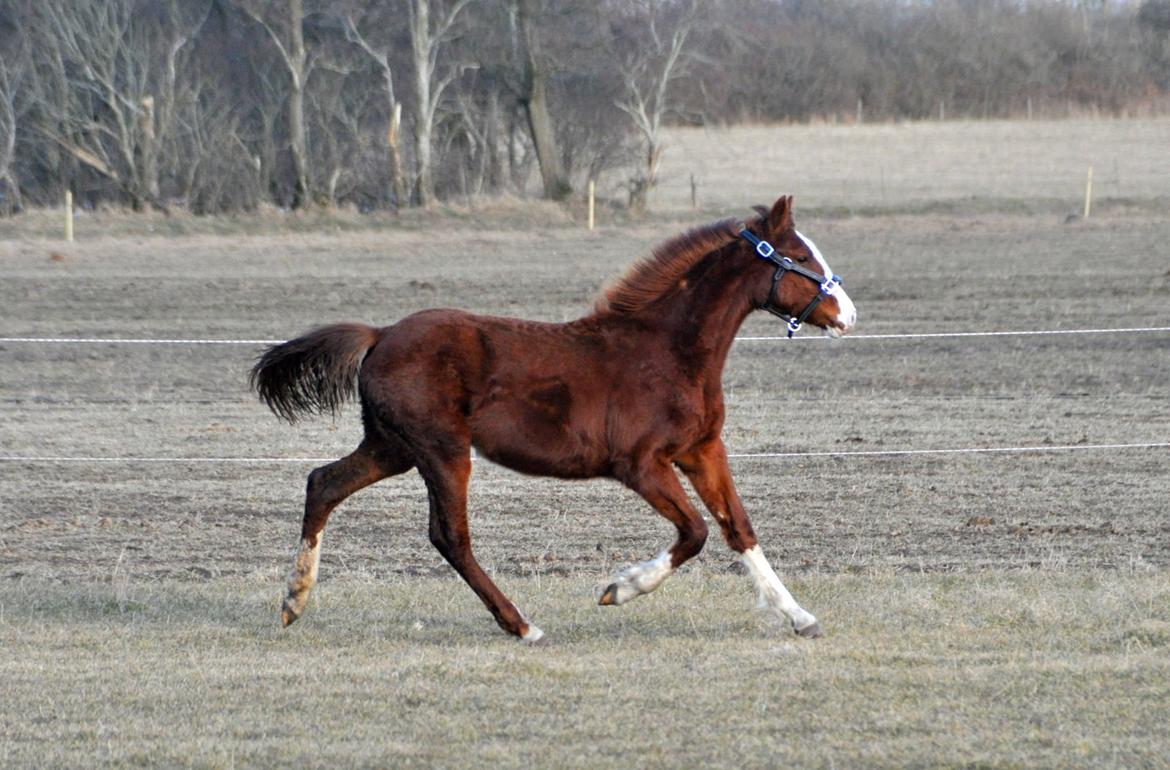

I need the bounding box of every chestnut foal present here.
[252,195,856,641]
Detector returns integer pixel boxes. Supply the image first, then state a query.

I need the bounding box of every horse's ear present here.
[767,195,794,233]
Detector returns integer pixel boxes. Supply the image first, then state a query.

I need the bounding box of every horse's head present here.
[745,195,857,338]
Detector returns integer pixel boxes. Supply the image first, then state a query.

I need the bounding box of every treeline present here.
[0,0,1168,215]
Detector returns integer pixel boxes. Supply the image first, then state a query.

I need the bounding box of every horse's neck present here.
[656,258,756,379]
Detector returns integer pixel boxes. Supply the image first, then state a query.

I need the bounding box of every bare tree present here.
[408,0,473,206]
[0,47,25,214]
[341,10,410,209]
[152,1,211,195]
[183,85,262,213]
[3,0,1169,212]
[25,1,154,208]
[237,0,312,209]
[514,0,570,200]
[306,63,377,207]
[19,0,208,211]
[452,84,503,195]
[613,1,696,213]
[248,61,291,204]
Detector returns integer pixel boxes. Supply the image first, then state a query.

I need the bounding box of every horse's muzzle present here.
[825,291,857,337]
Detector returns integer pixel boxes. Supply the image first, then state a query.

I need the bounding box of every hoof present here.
[598,584,619,606]
[794,620,823,638]
[520,624,546,645]
[280,598,302,628]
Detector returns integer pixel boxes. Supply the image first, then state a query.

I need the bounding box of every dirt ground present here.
[2,119,1169,768]
[1,210,1167,586]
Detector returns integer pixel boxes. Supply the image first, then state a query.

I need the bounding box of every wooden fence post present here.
[587,179,595,231]
[64,190,73,243]
[1083,165,1093,219]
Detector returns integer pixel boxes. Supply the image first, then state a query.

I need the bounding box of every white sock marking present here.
[521,623,545,643]
[607,550,675,604]
[282,535,323,622]
[289,536,321,596]
[741,545,817,631]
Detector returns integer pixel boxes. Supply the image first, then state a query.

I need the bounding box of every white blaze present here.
[795,230,857,332]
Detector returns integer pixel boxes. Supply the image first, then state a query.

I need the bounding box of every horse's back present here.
[360,309,613,478]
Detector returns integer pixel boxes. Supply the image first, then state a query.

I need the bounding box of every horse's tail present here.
[250,323,381,423]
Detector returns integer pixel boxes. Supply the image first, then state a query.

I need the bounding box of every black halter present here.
[739,228,843,338]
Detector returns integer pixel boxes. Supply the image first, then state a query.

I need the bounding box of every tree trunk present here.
[516,0,570,200]
[484,92,502,193]
[340,13,410,210]
[388,102,408,209]
[407,0,471,207]
[139,95,160,202]
[414,104,433,206]
[412,0,435,207]
[288,0,310,209]
[628,139,662,214]
[0,173,21,215]
[0,72,20,215]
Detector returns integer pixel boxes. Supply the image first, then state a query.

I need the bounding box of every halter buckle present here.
[754,240,775,259]
[820,275,841,296]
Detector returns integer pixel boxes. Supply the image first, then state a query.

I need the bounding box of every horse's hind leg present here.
[281,439,413,627]
[599,456,709,606]
[416,451,544,642]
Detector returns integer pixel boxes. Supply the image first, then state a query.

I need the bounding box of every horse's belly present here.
[470,382,606,479]
[474,438,603,479]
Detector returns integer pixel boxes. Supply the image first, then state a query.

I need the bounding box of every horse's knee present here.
[692,517,709,551]
[676,516,708,562]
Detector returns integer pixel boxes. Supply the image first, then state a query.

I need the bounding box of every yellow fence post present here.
[1083,165,1093,220]
[64,190,74,242]
[587,179,595,231]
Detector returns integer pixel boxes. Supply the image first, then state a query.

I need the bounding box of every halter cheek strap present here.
[739,228,843,338]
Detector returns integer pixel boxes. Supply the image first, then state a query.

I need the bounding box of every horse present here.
[251,194,856,642]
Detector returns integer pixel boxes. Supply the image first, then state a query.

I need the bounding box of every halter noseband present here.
[739,228,843,338]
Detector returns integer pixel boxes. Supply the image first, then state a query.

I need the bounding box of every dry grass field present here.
[658,118,1170,215]
[1,119,1169,767]
[2,574,1168,768]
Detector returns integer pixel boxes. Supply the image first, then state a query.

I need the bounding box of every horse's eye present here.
[795,254,809,263]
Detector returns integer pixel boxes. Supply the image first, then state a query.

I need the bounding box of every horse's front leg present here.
[599,456,708,606]
[677,441,822,638]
